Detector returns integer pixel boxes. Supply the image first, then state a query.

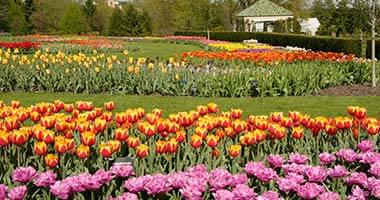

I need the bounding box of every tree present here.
[82,0,96,31]
[108,8,125,36]
[8,0,27,35]
[60,2,89,34]
[24,0,34,32]
[139,0,176,34]
[31,0,70,33]
[0,0,9,32]
[90,0,113,34]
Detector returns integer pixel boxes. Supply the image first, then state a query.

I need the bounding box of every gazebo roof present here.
[236,0,294,17]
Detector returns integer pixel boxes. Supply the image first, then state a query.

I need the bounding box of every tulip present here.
[347,106,358,116]
[281,117,293,128]
[291,127,304,139]
[156,120,168,133]
[114,128,129,141]
[232,120,247,133]
[196,105,208,116]
[207,103,219,113]
[76,121,89,133]
[190,134,203,148]
[167,138,178,153]
[354,107,367,119]
[288,111,301,122]
[175,130,186,143]
[11,100,20,108]
[5,116,19,131]
[55,121,67,132]
[101,112,113,122]
[42,130,55,144]
[228,144,241,157]
[45,154,59,168]
[353,127,359,140]
[127,137,140,148]
[242,132,256,145]
[34,141,48,156]
[212,148,220,157]
[81,131,96,146]
[195,127,208,139]
[367,123,380,135]
[270,112,283,123]
[254,119,268,130]
[30,111,41,122]
[115,112,127,125]
[126,111,139,123]
[104,101,115,111]
[76,145,90,159]
[94,118,107,133]
[155,140,167,154]
[40,116,56,129]
[146,113,159,125]
[0,131,10,147]
[108,140,121,153]
[54,140,67,154]
[231,109,243,119]
[225,127,237,138]
[10,130,28,145]
[166,122,179,133]
[99,143,113,158]
[136,144,149,158]
[325,125,337,136]
[206,134,219,148]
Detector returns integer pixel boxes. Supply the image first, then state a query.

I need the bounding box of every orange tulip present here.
[94,118,107,133]
[353,127,359,140]
[254,119,268,130]
[34,141,48,156]
[114,128,129,141]
[288,111,301,122]
[126,111,139,123]
[126,136,140,148]
[11,100,20,108]
[232,120,247,133]
[152,108,163,117]
[45,154,59,168]
[81,131,96,146]
[206,134,219,148]
[347,106,357,116]
[99,143,113,158]
[270,112,283,123]
[139,122,156,137]
[367,123,380,135]
[10,130,28,145]
[54,139,67,154]
[175,130,186,143]
[281,117,293,128]
[107,140,121,153]
[115,112,127,125]
[40,116,56,129]
[104,101,115,111]
[167,138,178,153]
[207,103,219,113]
[228,144,241,158]
[156,120,168,133]
[0,131,10,147]
[76,145,90,159]
[146,113,159,125]
[190,134,203,148]
[4,116,19,131]
[101,112,113,122]
[55,120,67,132]
[291,127,304,139]
[196,106,208,116]
[212,148,220,157]
[231,109,243,119]
[136,144,149,158]
[42,130,55,144]
[30,111,41,122]
[166,122,180,133]
[64,104,74,113]
[155,140,167,154]
[195,127,208,139]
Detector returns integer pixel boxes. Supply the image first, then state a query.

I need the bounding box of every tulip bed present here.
[0,100,380,199]
[0,47,374,97]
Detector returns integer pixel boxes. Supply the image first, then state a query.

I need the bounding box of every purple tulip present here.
[285,173,305,184]
[12,167,37,183]
[167,172,187,189]
[319,152,336,165]
[63,176,85,193]
[8,186,27,200]
[371,185,380,199]
[124,176,150,193]
[144,174,172,195]
[347,186,369,200]
[296,183,325,199]
[0,184,7,200]
[277,178,299,193]
[94,169,115,184]
[318,191,340,200]
[336,149,357,163]
[259,190,280,200]
[213,189,235,200]
[179,183,204,200]
[370,162,380,178]
[245,162,266,176]
[110,165,134,178]
[289,153,308,164]
[209,168,234,190]
[109,192,138,200]
[359,152,380,164]
[33,170,57,187]
[358,140,374,153]
[346,172,368,187]
[255,167,279,182]
[282,163,308,175]
[231,174,248,187]
[267,154,284,168]
[304,166,327,183]
[366,177,380,190]
[328,165,348,178]
[50,181,71,200]
[232,184,257,200]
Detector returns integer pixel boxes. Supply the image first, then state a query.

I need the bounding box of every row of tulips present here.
[0,42,39,52]
[2,140,380,199]
[0,48,373,96]
[0,100,379,177]
[182,50,357,64]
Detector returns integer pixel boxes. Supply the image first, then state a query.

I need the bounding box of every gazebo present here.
[236,0,294,32]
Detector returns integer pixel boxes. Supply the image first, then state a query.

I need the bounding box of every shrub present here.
[59,3,89,34]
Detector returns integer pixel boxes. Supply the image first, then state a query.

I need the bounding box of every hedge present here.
[366,40,380,59]
[174,31,369,58]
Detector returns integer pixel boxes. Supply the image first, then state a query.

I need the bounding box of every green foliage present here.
[366,40,380,59]
[175,31,365,57]
[31,0,69,34]
[23,0,34,32]
[8,0,27,35]
[0,0,9,32]
[59,3,89,34]
[108,4,152,36]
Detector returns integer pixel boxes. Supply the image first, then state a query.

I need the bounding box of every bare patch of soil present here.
[316,84,380,96]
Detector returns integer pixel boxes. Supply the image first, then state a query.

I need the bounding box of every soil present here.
[315,84,380,96]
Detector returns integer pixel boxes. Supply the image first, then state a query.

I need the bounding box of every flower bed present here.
[0,42,40,52]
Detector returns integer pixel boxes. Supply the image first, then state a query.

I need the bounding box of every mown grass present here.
[0,92,379,117]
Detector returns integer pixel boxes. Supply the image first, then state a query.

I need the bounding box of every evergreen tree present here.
[0,0,9,31]
[60,2,89,34]
[108,8,125,36]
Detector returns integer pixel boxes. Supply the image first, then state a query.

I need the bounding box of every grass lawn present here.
[0,92,379,117]
[120,41,202,60]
